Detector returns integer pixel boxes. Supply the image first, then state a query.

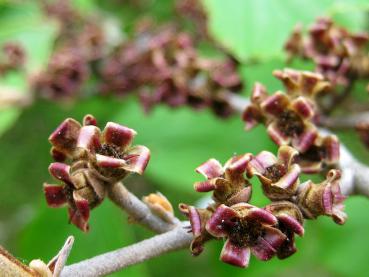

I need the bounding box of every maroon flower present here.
[179,203,213,256]
[273,68,331,99]
[297,134,340,173]
[33,48,89,100]
[44,115,150,231]
[284,17,369,86]
[205,203,286,268]
[297,169,347,224]
[243,83,318,153]
[194,154,252,205]
[247,146,301,200]
[265,201,304,259]
[0,42,26,74]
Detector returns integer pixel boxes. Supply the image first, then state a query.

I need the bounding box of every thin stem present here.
[60,223,192,277]
[107,182,178,233]
[319,111,369,129]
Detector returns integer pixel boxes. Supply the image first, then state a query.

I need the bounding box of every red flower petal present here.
[43,184,67,207]
[220,239,251,268]
[196,158,224,179]
[103,122,137,149]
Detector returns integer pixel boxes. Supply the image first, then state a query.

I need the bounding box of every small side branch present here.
[107,182,178,233]
[60,223,192,277]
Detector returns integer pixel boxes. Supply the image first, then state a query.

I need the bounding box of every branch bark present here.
[60,223,192,277]
[319,112,369,129]
[107,182,179,234]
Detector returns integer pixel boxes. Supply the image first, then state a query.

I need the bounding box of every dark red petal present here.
[251,237,277,261]
[220,239,251,268]
[83,114,97,126]
[43,184,67,207]
[103,122,137,149]
[122,145,150,175]
[193,180,216,192]
[48,162,71,184]
[278,214,304,236]
[195,158,224,179]
[48,118,81,154]
[76,126,101,153]
[206,204,238,238]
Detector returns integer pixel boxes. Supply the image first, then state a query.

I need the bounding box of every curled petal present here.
[251,237,276,261]
[43,184,67,207]
[242,105,262,130]
[193,180,216,192]
[48,118,81,154]
[251,82,268,103]
[48,162,71,184]
[291,97,315,119]
[273,164,300,190]
[277,146,299,167]
[247,151,277,177]
[121,145,150,175]
[76,126,101,153]
[195,158,224,179]
[261,92,290,116]
[83,114,97,126]
[227,186,252,205]
[267,123,291,146]
[278,214,304,236]
[292,125,317,153]
[69,193,90,232]
[220,239,251,268]
[50,147,67,162]
[206,204,238,238]
[247,207,277,225]
[103,122,137,149]
[262,226,287,250]
[225,154,252,174]
[323,135,340,164]
[95,154,126,168]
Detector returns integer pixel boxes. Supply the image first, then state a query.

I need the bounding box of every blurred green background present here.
[0,1,369,276]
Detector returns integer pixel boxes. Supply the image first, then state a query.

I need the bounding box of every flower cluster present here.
[101,26,243,118]
[33,0,107,100]
[284,17,369,87]
[180,146,346,268]
[43,115,150,231]
[0,42,26,75]
[242,77,340,173]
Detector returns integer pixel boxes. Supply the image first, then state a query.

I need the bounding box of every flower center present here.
[226,218,262,247]
[277,110,304,136]
[264,164,287,183]
[97,143,124,159]
[298,145,325,162]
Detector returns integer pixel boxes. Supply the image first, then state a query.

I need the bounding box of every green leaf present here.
[202,0,369,61]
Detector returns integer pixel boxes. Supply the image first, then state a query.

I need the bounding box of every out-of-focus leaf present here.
[202,0,369,61]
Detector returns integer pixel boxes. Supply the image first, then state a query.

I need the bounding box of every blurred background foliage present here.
[0,0,369,276]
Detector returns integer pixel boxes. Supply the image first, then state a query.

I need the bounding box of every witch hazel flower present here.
[194,154,252,205]
[44,114,150,231]
[247,146,301,200]
[206,203,286,268]
[265,201,304,259]
[273,68,331,100]
[297,134,340,173]
[179,204,213,256]
[297,169,347,224]
[243,83,318,153]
